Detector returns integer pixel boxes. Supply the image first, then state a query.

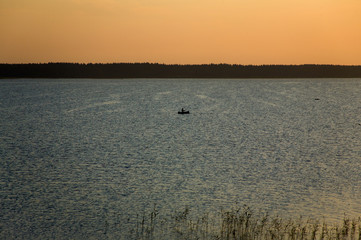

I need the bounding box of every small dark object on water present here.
[314,98,320,100]
[178,108,190,114]
[178,111,190,114]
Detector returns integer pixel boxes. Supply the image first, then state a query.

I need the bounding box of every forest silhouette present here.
[1,63,361,78]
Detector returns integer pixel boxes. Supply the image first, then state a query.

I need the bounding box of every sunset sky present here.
[1,0,361,64]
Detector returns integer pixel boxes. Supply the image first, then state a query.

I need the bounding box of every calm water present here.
[1,78,361,239]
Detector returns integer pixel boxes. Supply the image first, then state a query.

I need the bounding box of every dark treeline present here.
[1,62,361,78]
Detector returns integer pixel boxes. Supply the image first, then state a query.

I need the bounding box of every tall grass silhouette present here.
[128,205,361,240]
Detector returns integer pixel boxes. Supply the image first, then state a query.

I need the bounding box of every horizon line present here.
[1,62,361,67]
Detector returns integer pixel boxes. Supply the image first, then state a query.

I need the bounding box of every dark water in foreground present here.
[1,78,361,239]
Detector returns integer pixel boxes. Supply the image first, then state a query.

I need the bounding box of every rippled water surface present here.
[1,78,361,239]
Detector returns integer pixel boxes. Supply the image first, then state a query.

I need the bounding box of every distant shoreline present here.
[1,63,361,78]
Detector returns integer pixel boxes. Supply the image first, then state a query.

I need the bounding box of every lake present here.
[1,78,361,239]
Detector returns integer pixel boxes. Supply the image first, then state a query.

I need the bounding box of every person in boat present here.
[181,108,185,113]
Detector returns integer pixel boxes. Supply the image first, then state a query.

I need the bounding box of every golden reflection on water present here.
[1,78,361,238]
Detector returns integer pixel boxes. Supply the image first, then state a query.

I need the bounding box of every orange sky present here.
[1,0,361,64]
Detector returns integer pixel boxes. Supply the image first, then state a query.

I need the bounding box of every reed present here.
[126,206,361,240]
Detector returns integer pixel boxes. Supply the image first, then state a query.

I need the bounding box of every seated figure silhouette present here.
[178,108,189,114]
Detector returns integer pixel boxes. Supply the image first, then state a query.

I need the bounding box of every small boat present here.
[178,110,190,114]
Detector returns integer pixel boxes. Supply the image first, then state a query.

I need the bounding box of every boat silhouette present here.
[178,108,190,114]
